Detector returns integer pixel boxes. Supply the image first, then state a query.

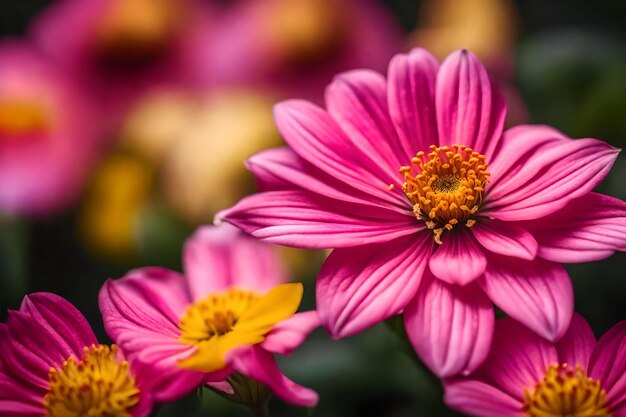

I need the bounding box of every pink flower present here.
[29,0,215,127]
[0,41,100,217]
[0,292,153,417]
[218,48,626,377]
[99,225,320,407]
[193,0,402,102]
[444,315,626,417]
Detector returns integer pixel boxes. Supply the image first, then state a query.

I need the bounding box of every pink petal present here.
[184,225,285,300]
[20,292,97,358]
[404,274,494,377]
[261,311,320,356]
[0,371,45,417]
[130,386,154,417]
[476,318,558,400]
[131,356,224,403]
[480,256,573,341]
[274,100,407,208]
[325,69,406,174]
[444,379,523,417]
[99,272,207,402]
[588,321,626,410]
[555,313,596,369]
[485,125,619,221]
[435,49,506,159]
[487,125,564,186]
[521,192,626,262]
[387,48,440,158]
[5,311,71,389]
[429,229,487,285]
[472,219,538,260]
[246,147,410,211]
[231,346,318,408]
[0,324,5,371]
[317,233,433,338]
[614,405,626,417]
[218,190,419,249]
[101,267,191,329]
[205,380,234,395]
[0,324,45,415]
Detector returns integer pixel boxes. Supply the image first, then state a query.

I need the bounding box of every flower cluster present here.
[1,44,626,417]
[1,226,319,416]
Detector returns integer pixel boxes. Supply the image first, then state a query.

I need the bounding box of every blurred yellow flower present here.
[162,90,281,224]
[120,91,197,163]
[411,0,518,66]
[263,0,345,65]
[79,153,154,260]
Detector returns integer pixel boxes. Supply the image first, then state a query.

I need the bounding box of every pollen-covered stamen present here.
[44,344,140,417]
[179,288,261,344]
[400,145,489,244]
[524,364,610,417]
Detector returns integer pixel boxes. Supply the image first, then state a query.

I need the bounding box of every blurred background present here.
[0,0,625,416]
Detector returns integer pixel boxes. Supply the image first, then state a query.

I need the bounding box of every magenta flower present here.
[0,292,153,417]
[193,0,402,102]
[29,0,214,126]
[99,225,319,407]
[444,315,626,417]
[218,48,626,377]
[0,41,100,217]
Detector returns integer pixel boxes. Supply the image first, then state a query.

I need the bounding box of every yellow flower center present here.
[0,99,49,137]
[178,283,304,373]
[400,145,489,244]
[44,345,140,417]
[524,364,611,417]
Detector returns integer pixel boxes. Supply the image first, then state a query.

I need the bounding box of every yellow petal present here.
[235,283,303,334]
[176,283,303,373]
[178,331,263,373]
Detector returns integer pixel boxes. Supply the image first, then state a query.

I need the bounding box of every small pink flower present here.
[444,315,626,417]
[99,225,320,407]
[218,48,626,377]
[0,293,153,417]
[0,42,100,217]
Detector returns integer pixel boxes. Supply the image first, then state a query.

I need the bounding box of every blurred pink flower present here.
[445,315,626,417]
[0,42,100,217]
[219,48,626,377]
[194,0,402,102]
[0,293,154,417]
[29,0,214,126]
[99,225,319,407]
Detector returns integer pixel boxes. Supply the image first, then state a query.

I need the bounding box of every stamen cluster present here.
[524,364,610,417]
[44,344,140,417]
[400,145,489,244]
[179,288,261,344]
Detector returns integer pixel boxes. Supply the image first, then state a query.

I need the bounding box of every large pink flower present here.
[0,292,154,417]
[444,315,626,417]
[218,48,626,377]
[99,225,319,407]
[0,41,100,217]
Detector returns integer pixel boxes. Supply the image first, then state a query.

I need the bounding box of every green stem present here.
[0,215,29,306]
[251,400,270,417]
